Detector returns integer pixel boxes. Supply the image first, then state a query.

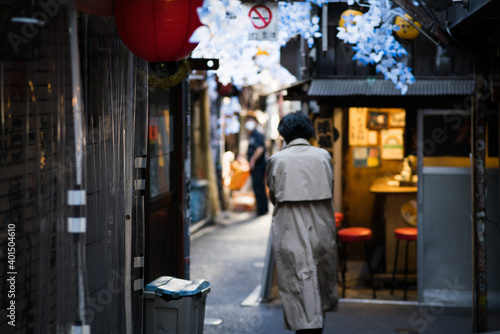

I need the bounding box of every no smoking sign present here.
[243,2,278,41]
[249,5,273,29]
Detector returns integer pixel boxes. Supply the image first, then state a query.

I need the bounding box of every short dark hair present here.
[277,112,314,143]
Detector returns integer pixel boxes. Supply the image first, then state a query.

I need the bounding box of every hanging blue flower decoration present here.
[191,0,323,87]
[190,0,415,94]
[337,0,415,94]
[278,2,322,48]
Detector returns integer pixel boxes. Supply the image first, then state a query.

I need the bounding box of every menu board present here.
[315,117,334,159]
[381,128,404,160]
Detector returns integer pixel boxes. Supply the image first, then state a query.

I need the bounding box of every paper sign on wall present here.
[349,108,369,146]
[353,147,381,167]
[381,128,404,160]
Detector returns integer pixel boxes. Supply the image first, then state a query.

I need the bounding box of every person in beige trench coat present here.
[266,112,338,334]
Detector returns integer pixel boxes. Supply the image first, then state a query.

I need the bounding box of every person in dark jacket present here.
[245,115,268,216]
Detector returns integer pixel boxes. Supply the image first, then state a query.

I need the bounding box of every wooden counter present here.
[369,176,417,194]
[370,177,417,274]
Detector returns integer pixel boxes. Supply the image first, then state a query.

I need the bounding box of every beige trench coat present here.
[266,138,338,331]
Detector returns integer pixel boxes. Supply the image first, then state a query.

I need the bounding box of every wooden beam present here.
[471,58,488,333]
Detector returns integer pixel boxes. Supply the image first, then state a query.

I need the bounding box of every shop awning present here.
[308,78,475,97]
[277,79,311,100]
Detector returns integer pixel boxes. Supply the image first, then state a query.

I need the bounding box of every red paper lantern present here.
[114,0,204,62]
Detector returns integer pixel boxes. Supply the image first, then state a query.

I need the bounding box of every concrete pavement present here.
[189,211,497,334]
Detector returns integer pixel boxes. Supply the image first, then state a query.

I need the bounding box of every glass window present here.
[422,115,471,158]
[149,91,174,198]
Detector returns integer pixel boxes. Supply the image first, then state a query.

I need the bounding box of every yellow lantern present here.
[395,14,422,40]
[339,9,363,28]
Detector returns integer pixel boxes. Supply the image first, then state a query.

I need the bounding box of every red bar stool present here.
[334,212,343,287]
[337,227,376,298]
[391,227,417,300]
[335,212,344,229]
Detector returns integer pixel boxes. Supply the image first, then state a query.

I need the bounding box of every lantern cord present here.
[146,59,192,90]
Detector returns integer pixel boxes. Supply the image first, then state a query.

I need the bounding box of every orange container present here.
[225,160,251,191]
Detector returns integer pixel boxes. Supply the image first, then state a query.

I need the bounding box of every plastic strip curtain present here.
[80,9,148,334]
[0,1,147,333]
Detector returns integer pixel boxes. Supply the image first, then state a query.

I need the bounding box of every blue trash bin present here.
[144,276,211,334]
[190,178,209,223]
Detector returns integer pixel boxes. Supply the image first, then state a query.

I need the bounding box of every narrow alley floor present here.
[189,210,496,334]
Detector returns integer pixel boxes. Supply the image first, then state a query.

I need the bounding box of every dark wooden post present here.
[471,58,488,333]
[180,76,191,280]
